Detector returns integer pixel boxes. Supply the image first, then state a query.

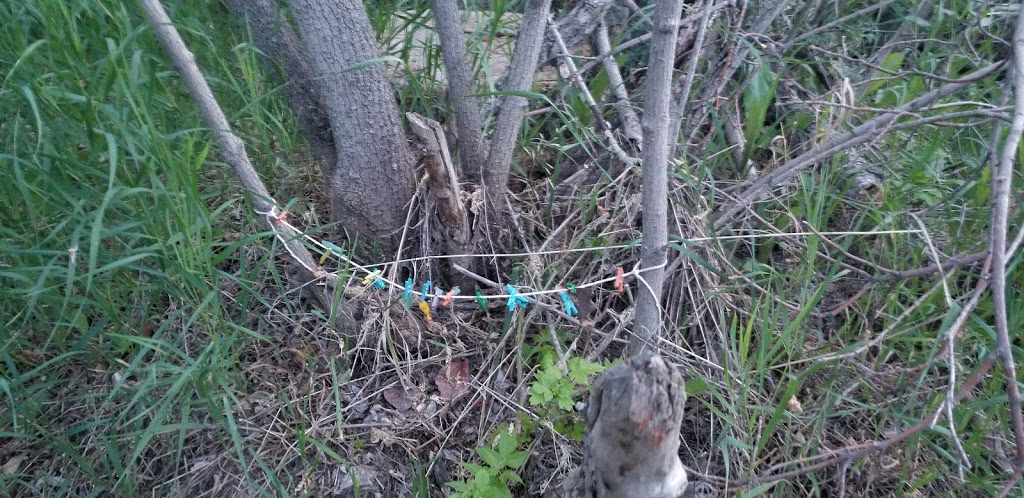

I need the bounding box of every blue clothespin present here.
[421,280,432,301]
[372,274,386,289]
[559,291,578,317]
[505,284,529,311]
[403,278,414,304]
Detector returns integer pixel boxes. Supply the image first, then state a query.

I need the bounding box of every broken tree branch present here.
[557,353,688,497]
[714,61,1005,226]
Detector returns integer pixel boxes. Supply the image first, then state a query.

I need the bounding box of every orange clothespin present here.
[273,210,288,225]
[614,267,625,294]
[418,301,433,323]
[442,287,460,306]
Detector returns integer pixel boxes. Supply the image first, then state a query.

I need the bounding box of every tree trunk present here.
[631,0,686,355]
[431,0,487,183]
[482,0,553,214]
[286,0,416,252]
[555,353,689,498]
[224,0,336,177]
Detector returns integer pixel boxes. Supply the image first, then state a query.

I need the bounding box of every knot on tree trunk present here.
[556,353,688,498]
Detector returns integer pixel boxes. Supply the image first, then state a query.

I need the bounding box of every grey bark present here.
[287,0,416,252]
[595,21,643,146]
[539,0,615,66]
[482,0,553,212]
[431,0,487,183]
[556,353,688,497]
[224,0,336,176]
[630,0,687,356]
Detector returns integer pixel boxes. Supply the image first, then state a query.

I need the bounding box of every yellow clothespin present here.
[418,301,433,323]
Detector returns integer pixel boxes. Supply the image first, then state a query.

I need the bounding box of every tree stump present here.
[555,353,688,498]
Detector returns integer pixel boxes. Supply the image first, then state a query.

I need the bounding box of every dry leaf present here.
[435,360,470,400]
[382,386,414,412]
[2,454,26,476]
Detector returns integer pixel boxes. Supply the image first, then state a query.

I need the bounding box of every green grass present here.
[1,0,1022,496]
[0,0,323,494]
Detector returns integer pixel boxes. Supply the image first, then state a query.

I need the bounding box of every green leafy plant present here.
[527,348,607,438]
[448,427,529,498]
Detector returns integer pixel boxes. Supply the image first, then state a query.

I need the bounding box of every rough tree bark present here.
[482,0,553,213]
[224,0,336,176]
[630,0,687,356]
[555,353,689,498]
[285,0,417,252]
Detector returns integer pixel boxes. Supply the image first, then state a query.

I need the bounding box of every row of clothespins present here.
[356,267,627,322]
[261,207,629,323]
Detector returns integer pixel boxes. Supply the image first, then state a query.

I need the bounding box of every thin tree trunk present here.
[431,0,487,183]
[224,0,336,176]
[631,0,686,356]
[287,0,416,252]
[482,0,552,213]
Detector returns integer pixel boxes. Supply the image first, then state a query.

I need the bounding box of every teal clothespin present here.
[505,284,529,311]
[421,280,431,301]
[559,291,578,317]
[322,241,344,256]
[403,278,414,304]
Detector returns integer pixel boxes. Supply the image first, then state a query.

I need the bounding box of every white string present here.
[254,207,922,304]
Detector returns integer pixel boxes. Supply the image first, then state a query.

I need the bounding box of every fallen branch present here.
[714,61,1005,226]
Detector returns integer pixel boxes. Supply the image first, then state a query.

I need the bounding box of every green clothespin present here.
[475,291,487,311]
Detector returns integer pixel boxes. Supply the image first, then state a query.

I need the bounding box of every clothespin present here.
[475,291,487,311]
[566,282,576,294]
[319,241,344,264]
[273,210,288,225]
[559,291,578,317]
[614,267,625,294]
[421,281,432,301]
[362,269,382,286]
[505,284,529,311]
[418,301,433,323]
[372,274,386,289]
[431,287,443,308]
[442,287,460,306]
[403,278,414,304]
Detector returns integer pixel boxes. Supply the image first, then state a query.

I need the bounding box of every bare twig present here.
[630,0,686,356]
[668,0,716,160]
[594,21,642,146]
[782,0,900,50]
[989,2,1024,471]
[549,17,639,166]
